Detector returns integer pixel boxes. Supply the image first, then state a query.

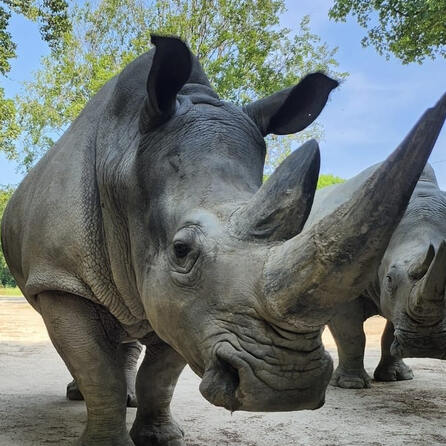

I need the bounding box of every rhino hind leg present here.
[39,291,134,446]
[66,341,143,407]
[130,335,186,446]
[374,320,414,382]
[329,297,374,389]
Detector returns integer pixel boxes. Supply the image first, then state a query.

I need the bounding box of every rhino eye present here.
[174,241,191,258]
[171,227,201,276]
[385,274,395,293]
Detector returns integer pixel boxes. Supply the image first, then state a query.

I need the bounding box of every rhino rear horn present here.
[140,35,192,131]
[232,139,320,240]
[420,240,446,304]
[408,244,435,280]
[262,92,446,326]
[410,240,446,324]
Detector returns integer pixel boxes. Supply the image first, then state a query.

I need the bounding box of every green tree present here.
[0,0,71,165]
[0,186,16,287]
[5,0,346,167]
[317,173,345,189]
[0,0,70,74]
[329,0,446,64]
[0,87,20,157]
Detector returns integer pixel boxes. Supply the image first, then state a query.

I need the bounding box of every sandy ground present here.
[0,297,445,446]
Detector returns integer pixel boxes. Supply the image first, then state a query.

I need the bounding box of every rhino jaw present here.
[198,339,331,412]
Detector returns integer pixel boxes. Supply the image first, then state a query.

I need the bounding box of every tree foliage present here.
[316,173,345,189]
[0,186,16,287]
[0,86,20,156]
[5,0,346,167]
[0,0,70,75]
[0,0,71,166]
[329,0,446,64]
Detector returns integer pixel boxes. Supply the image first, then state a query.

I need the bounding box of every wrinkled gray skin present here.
[306,162,446,389]
[1,35,444,446]
[66,341,142,407]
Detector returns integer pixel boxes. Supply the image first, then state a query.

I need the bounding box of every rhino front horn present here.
[262,92,446,327]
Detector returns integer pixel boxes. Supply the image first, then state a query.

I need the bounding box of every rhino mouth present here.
[198,337,331,412]
[391,328,446,359]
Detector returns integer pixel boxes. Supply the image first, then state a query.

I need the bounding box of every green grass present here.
[0,287,23,297]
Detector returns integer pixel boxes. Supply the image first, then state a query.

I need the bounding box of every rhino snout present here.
[392,327,446,359]
[199,339,332,412]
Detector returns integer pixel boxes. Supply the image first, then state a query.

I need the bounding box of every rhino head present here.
[378,166,446,359]
[100,36,445,412]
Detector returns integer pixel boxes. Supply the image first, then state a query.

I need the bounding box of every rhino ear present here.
[244,73,338,136]
[141,35,192,130]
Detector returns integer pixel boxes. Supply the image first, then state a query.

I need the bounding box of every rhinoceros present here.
[1,35,444,446]
[305,151,446,389]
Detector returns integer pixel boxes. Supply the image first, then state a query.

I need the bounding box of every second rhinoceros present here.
[2,36,444,446]
[305,146,446,389]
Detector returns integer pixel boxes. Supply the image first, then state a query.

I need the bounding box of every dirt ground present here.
[1,297,445,446]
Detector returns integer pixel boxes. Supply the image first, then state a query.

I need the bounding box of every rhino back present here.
[305,164,380,229]
[306,162,442,230]
[384,164,446,257]
[304,161,445,303]
[1,52,155,331]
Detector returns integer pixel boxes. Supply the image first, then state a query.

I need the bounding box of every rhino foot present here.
[66,379,138,407]
[374,359,414,382]
[330,366,371,389]
[130,418,185,446]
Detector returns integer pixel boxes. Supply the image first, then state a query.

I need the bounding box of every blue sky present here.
[1,0,445,188]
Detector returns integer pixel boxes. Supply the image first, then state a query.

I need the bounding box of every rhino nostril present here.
[215,353,240,395]
[199,353,241,411]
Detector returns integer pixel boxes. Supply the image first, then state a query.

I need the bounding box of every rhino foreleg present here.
[66,341,143,406]
[39,291,134,446]
[130,336,186,446]
[374,320,414,382]
[329,297,372,389]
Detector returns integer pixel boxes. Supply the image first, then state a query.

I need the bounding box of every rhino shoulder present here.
[1,66,148,328]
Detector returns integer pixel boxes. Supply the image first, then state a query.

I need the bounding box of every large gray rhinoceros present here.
[1,35,443,446]
[305,143,446,389]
